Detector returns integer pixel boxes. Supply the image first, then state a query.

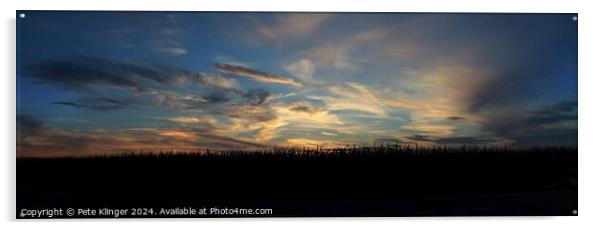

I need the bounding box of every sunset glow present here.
[17,12,577,157]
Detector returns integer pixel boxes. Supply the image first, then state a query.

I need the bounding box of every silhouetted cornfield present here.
[17,145,577,217]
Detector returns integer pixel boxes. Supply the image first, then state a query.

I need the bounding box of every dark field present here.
[17,146,578,218]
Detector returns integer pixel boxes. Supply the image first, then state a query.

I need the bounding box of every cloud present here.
[154,91,201,108]
[307,25,418,69]
[153,87,273,112]
[214,55,250,68]
[404,134,497,145]
[433,136,497,145]
[164,116,222,133]
[18,14,578,154]
[17,115,99,157]
[220,100,341,142]
[199,99,343,142]
[314,80,463,121]
[405,134,432,142]
[52,97,131,111]
[26,57,141,91]
[152,46,187,55]
[447,116,465,121]
[214,63,303,88]
[197,132,265,148]
[255,13,332,40]
[318,82,389,116]
[283,59,315,81]
[321,131,337,136]
[17,115,44,136]
[167,98,342,142]
[100,14,188,56]
[273,101,342,125]
[285,138,343,147]
[528,101,577,125]
[308,44,355,70]
[196,73,240,91]
[221,105,277,123]
[25,57,259,112]
[25,57,197,92]
[150,39,187,55]
[153,91,224,110]
[477,101,577,146]
[402,123,455,136]
[244,89,271,105]
[156,27,185,37]
[289,105,315,113]
[373,137,416,145]
[17,114,266,157]
[222,13,332,47]
[215,106,287,142]
[204,91,232,103]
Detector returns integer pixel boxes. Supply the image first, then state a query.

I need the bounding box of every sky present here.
[16,12,577,157]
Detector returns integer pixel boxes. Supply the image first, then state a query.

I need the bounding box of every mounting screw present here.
[572,209,578,215]
[572,16,578,21]
[19,13,26,18]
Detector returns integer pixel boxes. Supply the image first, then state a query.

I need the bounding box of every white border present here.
[2,0,601,229]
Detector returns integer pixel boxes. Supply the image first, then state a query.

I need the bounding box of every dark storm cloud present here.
[478,100,577,146]
[468,67,555,113]
[214,63,303,88]
[461,17,577,146]
[527,100,577,125]
[52,97,131,111]
[464,15,576,120]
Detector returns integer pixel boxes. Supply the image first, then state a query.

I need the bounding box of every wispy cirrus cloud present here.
[254,13,332,40]
[283,59,316,82]
[307,25,418,69]
[314,81,436,118]
[272,101,342,126]
[52,97,132,111]
[101,14,189,56]
[149,39,187,55]
[214,63,303,88]
[195,73,241,91]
